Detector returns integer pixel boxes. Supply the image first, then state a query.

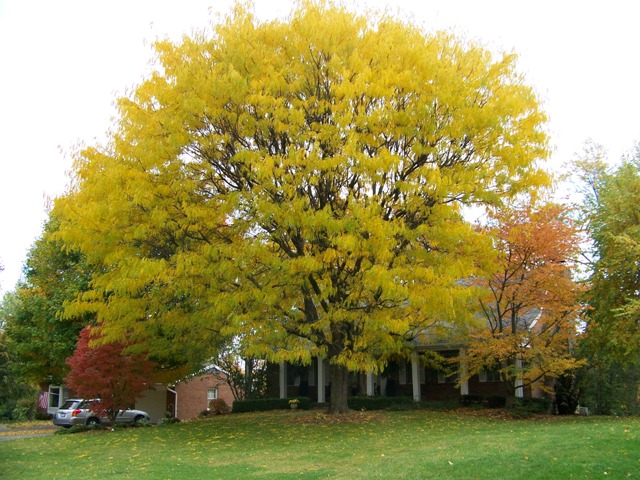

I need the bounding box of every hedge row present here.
[232,395,549,414]
[460,394,550,413]
[515,397,550,414]
[232,397,311,413]
[347,396,414,410]
[460,394,507,408]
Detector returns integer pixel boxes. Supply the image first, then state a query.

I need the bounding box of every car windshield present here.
[60,400,80,409]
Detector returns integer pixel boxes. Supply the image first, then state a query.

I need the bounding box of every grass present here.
[1,409,639,479]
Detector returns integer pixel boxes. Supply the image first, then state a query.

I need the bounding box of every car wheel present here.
[133,415,145,424]
[86,417,100,426]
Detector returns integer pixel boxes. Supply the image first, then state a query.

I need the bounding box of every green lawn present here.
[1,410,639,479]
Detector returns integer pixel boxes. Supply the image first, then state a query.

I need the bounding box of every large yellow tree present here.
[55,2,549,412]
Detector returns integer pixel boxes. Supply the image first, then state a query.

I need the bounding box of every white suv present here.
[53,399,150,427]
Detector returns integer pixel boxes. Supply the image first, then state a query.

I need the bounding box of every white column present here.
[366,371,375,396]
[411,351,421,402]
[515,357,524,398]
[279,361,287,399]
[317,358,326,403]
[459,347,469,396]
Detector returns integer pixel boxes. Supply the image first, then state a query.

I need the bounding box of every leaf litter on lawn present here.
[285,410,387,425]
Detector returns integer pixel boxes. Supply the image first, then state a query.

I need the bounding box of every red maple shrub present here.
[65,325,156,426]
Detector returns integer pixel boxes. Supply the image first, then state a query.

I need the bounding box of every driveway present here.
[0,424,59,441]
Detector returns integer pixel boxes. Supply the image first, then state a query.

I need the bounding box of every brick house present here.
[264,306,548,405]
[265,350,522,405]
[174,367,235,420]
[265,344,535,405]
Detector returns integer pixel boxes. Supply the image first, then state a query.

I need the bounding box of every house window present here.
[479,369,501,383]
[287,364,304,386]
[399,360,413,385]
[437,371,458,384]
[425,368,440,384]
[207,388,218,401]
[308,361,316,387]
[48,386,61,409]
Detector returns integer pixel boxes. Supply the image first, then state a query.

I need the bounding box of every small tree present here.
[466,202,586,406]
[217,344,267,401]
[65,325,155,426]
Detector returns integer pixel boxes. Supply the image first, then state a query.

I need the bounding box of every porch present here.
[265,348,516,403]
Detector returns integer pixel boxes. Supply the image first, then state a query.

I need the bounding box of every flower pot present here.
[290,403,298,409]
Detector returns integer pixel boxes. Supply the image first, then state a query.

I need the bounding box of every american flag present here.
[38,392,49,410]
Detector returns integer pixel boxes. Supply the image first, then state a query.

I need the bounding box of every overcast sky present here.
[1,0,639,295]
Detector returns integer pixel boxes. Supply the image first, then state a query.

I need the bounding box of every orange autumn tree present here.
[464,202,585,404]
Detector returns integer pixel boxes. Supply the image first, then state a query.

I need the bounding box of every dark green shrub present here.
[348,396,413,411]
[158,413,180,426]
[35,412,53,421]
[486,395,506,409]
[232,397,311,413]
[514,397,549,414]
[417,400,460,411]
[460,394,483,406]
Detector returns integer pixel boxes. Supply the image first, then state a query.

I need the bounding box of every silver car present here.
[53,399,151,427]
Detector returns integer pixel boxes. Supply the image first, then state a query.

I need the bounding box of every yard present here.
[1,409,638,479]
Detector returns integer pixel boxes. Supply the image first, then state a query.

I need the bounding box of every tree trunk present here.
[244,357,253,400]
[328,363,350,414]
[504,393,516,409]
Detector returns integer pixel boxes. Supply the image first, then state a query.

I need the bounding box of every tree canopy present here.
[465,202,585,401]
[1,217,90,386]
[65,325,156,425]
[575,145,640,361]
[571,144,640,414]
[55,2,550,412]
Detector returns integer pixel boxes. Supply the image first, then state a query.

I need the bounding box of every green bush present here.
[348,396,414,411]
[514,397,549,414]
[157,413,180,426]
[486,395,507,409]
[416,400,461,411]
[232,397,311,413]
[460,394,483,406]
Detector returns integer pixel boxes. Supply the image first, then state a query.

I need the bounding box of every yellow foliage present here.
[54,1,550,378]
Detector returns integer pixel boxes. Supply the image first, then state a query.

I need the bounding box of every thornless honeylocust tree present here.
[55,2,549,413]
[465,203,585,403]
